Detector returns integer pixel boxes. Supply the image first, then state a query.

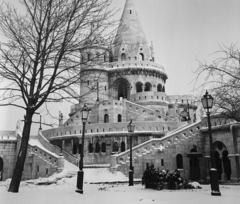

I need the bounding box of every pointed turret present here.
[113,0,151,62]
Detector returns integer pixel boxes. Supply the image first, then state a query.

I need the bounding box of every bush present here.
[142,164,201,190]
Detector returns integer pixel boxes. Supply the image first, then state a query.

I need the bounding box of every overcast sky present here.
[1,0,240,133]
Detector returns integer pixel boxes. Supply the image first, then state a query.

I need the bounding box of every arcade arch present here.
[113,78,131,100]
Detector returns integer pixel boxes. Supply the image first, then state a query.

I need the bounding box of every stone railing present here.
[106,61,165,72]
[110,120,203,170]
[15,130,64,172]
[130,92,167,104]
[125,100,168,121]
[0,131,16,140]
[38,131,78,166]
[42,120,180,140]
[27,145,60,169]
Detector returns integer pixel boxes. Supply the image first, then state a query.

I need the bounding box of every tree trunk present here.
[8,110,33,193]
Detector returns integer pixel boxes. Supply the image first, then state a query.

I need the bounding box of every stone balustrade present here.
[28,145,58,168]
[42,120,179,140]
[110,120,204,172]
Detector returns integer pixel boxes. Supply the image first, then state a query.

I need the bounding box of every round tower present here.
[109,0,168,116]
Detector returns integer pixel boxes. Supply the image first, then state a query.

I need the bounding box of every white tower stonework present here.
[44,0,197,166]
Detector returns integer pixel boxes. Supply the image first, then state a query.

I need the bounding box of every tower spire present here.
[113,0,151,61]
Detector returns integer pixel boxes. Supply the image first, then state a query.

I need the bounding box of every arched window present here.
[95,142,100,153]
[113,142,119,152]
[130,9,132,14]
[157,84,162,92]
[118,114,122,122]
[87,53,92,61]
[101,142,106,153]
[103,54,106,62]
[144,82,152,92]
[176,154,183,169]
[162,86,165,92]
[104,114,109,123]
[121,141,125,152]
[139,53,144,61]
[136,82,143,93]
[88,143,93,153]
[121,53,126,61]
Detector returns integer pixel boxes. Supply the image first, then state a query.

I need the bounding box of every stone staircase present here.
[110,120,204,178]
[125,100,170,122]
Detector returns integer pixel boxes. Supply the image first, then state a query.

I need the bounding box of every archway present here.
[104,114,109,123]
[88,143,93,153]
[136,82,143,93]
[157,84,162,92]
[114,78,131,100]
[0,157,3,181]
[176,154,183,169]
[144,82,152,92]
[139,53,144,61]
[113,142,119,152]
[118,82,128,99]
[189,146,201,180]
[118,114,122,122]
[121,53,126,61]
[95,142,100,153]
[101,142,106,153]
[222,150,231,180]
[121,141,126,152]
[72,142,77,154]
[213,141,227,180]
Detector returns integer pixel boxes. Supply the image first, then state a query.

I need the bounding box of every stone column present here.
[231,124,240,181]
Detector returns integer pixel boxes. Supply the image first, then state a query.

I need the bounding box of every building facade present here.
[1,0,239,183]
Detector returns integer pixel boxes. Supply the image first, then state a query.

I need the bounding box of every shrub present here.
[142,164,201,190]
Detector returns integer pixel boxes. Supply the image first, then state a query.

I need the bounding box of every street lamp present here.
[127,119,135,186]
[201,91,221,196]
[76,104,89,194]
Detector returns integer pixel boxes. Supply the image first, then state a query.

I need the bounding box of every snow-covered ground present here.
[1,160,240,204]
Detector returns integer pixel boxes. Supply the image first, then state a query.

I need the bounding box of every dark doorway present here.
[118,114,122,122]
[72,143,77,154]
[214,151,222,180]
[136,82,143,93]
[95,142,100,153]
[176,154,183,169]
[113,142,119,152]
[118,82,128,99]
[222,150,231,180]
[0,157,3,181]
[101,142,106,153]
[121,141,126,152]
[189,157,200,180]
[104,114,109,123]
[88,143,93,153]
[144,82,152,92]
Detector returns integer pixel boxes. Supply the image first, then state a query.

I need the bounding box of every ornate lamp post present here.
[127,119,135,186]
[76,104,89,194]
[201,91,221,196]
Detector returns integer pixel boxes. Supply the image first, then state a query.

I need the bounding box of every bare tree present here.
[194,43,240,121]
[0,0,115,192]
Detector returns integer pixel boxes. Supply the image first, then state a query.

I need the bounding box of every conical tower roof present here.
[113,0,151,61]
